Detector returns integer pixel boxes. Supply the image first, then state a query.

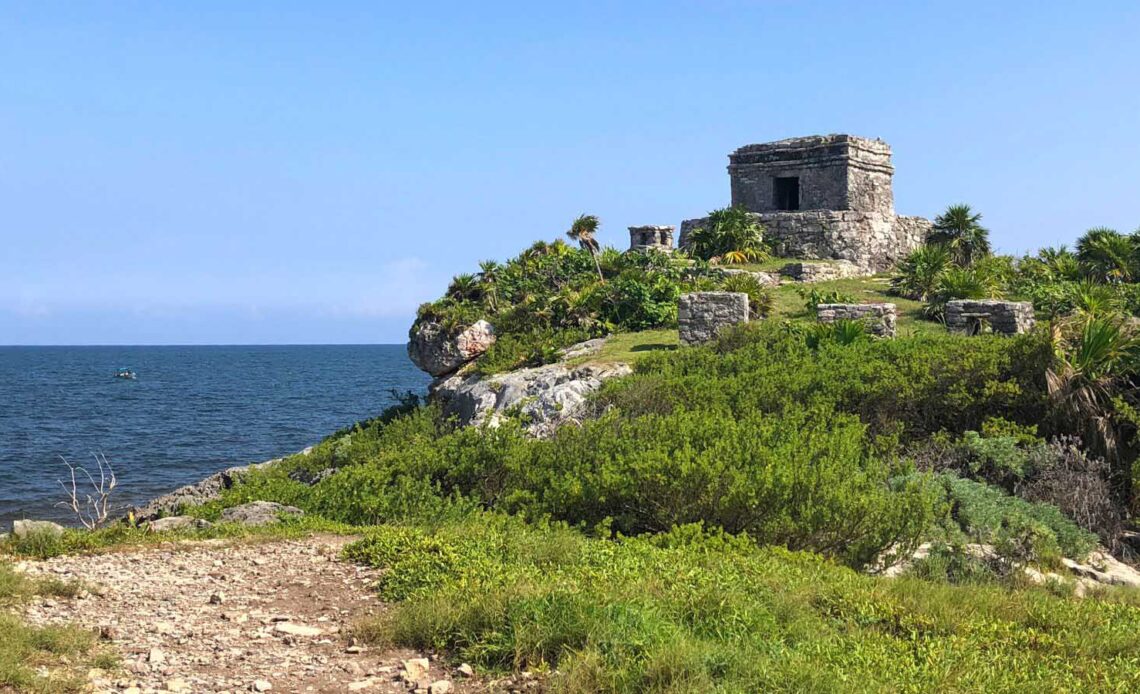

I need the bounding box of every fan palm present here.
[929,204,992,266]
[893,244,952,301]
[1076,227,1136,283]
[1047,317,1140,507]
[567,214,604,281]
[478,260,501,312]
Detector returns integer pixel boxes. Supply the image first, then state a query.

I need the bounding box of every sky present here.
[2,1,1139,345]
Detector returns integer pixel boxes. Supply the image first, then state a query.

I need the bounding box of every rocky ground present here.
[15,535,481,694]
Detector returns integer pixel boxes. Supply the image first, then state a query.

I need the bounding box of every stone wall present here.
[678,292,750,345]
[816,303,897,337]
[728,135,894,215]
[681,210,926,273]
[945,300,1036,335]
[780,260,862,282]
[628,225,675,252]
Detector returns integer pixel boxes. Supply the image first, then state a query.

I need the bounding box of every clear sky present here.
[2,1,1138,345]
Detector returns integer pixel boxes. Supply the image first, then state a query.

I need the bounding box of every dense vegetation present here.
[413,212,774,373]
[12,207,1140,691]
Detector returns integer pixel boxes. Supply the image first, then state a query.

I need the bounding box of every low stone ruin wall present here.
[678,292,750,345]
[680,211,928,273]
[816,303,897,337]
[629,225,675,252]
[780,260,862,283]
[945,300,1035,335]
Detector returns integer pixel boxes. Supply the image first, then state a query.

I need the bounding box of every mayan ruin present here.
[681,134,931,272]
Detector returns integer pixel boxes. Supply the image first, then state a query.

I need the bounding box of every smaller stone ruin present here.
[816,303,897,338]
[628,225,675,252]
[678,291,750,345]
[780,260,862,283]
[945,300,1035,336]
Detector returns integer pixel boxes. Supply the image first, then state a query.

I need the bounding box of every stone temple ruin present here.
[945,300,1036,336]
[628,225,675,252]
[681,134,931,273]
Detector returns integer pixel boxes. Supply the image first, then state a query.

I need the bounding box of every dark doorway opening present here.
[774,176,800,211]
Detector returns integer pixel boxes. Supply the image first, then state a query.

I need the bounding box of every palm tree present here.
[1076,227,1135,283]
[892,244,952,301]
[568,214,604,281]
[478,260,501,312]
[929,204,992,266]
[446,273,482,302]
[1047,317,1140,508]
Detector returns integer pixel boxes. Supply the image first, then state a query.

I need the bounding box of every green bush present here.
[348,518,1140,693]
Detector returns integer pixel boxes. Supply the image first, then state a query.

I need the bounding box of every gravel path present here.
[16,535,474,694]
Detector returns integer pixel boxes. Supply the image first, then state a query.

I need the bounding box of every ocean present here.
[0,345,430,525]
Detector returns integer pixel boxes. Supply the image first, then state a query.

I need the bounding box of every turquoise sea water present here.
[0,345,429,524]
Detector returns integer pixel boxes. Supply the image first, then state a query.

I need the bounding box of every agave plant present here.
[929,204,992,266]
[806,320,868,349]
[1076,227,1136,283]
[567,214,604,281]
[1047,317,1140,507]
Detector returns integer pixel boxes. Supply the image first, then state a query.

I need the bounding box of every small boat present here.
[114,367,137,380]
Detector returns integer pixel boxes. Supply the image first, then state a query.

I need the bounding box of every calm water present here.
[0,345,429,524]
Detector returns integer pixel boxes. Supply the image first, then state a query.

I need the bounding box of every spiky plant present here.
[930,204,992,266]
[685,206,768,263]
[893,244,952,301]
[447,273,482,302]
[1047,317,1140,507]
[567,214,604,281]
[1076,227,1135,283]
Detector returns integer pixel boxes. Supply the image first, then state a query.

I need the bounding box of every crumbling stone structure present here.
[780,260,862,283]
[629,225,675,252]
[945,300,1036,336]
[678,292,750,345]
[816,303,897,338]
[682,134,931,273]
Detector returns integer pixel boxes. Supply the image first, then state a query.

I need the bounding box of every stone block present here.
[678,292,750,345]
[816,303,897,337]
[945,300,1035,335]
[628,225,675,252]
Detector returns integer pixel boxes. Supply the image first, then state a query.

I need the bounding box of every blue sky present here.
[2,1,1138,345]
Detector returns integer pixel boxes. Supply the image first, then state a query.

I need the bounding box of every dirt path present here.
[16,535,473,694]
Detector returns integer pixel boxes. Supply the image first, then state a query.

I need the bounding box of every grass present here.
[0,561,106,693]
[348,516,1140,693]
[770,275,942,334]
[568,328,679,367]
[1,515,360,560]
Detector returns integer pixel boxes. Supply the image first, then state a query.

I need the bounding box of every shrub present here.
[349,518,1140,693]
[684,206,768,262]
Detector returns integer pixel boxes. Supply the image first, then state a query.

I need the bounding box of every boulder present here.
[128,446,312,522]
[146,516,213,532]
[12,519,65,539]
[433,360,632,438]
[219,501,304,527]
[408,319,496,377]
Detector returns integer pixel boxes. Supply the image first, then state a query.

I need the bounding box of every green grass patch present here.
[568,329,679,367]
[0,560,106,693]
[1,515,359,560]
[348,516,1140,693]
[769,275,941,334]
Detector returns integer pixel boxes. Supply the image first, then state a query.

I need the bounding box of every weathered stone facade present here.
[678,292,750,345]
[816,303,898,337]
[779,260,862,283]
[629,225,675,252]
[681,135,931,273]
[945,300,1036,336]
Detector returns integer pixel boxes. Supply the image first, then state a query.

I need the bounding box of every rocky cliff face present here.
[406,319,496,377]
[432,360,632,438]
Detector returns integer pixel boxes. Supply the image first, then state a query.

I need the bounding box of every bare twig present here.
[56,453,117,530]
